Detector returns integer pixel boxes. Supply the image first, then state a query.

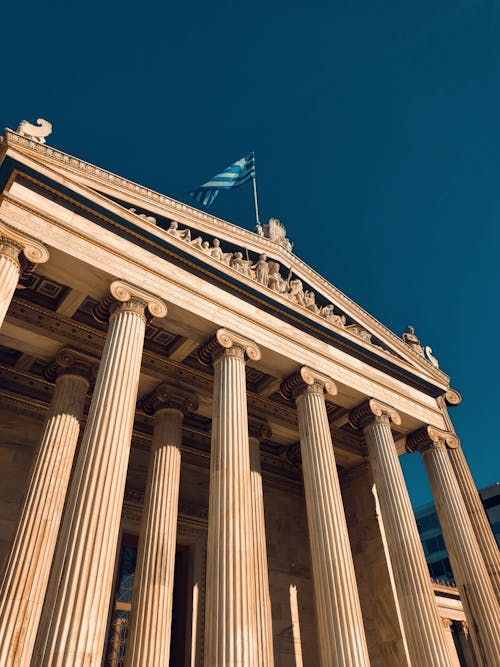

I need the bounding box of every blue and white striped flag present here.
[189,153,255,207]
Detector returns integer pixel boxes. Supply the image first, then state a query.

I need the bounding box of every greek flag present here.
[189,153,255,207]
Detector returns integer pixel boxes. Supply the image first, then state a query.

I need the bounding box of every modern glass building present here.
[416,482,500,583]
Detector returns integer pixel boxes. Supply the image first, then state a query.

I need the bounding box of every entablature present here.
[0,129,450,393]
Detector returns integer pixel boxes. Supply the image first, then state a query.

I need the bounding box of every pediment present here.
[0,128,449,391]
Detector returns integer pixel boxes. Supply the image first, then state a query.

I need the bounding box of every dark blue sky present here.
[3,0,499,506]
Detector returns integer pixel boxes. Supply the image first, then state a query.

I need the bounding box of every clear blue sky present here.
[2,0,499,506]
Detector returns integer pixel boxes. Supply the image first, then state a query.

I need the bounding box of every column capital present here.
[406,425,459,454]
[198,327,261,365]
[43,348,95,384]
[0,216,49,275]
[0,236,23,269]
[92,279,167,323]
[349,398,401,430]
[140,383,199,415]
[280,366,337,401]
[287,442,302,467]
[442,388,462,407]
[248,415,272,441]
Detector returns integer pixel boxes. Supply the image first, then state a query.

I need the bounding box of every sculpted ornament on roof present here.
[16,118,52,144]
[402,325,439,368]
[256,218,294,252]
[4,126,446,375]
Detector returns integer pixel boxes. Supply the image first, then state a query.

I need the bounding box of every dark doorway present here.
[169,545,191,667]
[105,537,192,667]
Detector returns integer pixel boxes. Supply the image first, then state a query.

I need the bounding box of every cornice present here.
[0,174,450,400]
[1,131,451,389]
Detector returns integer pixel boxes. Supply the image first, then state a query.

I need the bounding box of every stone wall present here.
[0,409,43,569]
[341,463,410,667]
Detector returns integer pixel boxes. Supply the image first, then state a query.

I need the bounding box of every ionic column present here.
[198,328,260,667]
[125,384,198,667]
[349,400,451,667]
[281,367,370,667]
[439,391,500,601]
[442,619,461,667]
[33,280,167,667]
[0,220,49,327]
[248,417,274,667]
[456,622,479,667]
[407,427,500,666]
[0,350,92,667]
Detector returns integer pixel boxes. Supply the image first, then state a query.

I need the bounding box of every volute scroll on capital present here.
[93,280,168,323]
[248,416,272,441]
[0,216,49,274]
[140,383,199,415]
[198,328,261,365]
[43,348,96,384]
[406,425,459,454]
[280,366,337,401]
[349,399,401,430]
[442,388,462,407]
[110,280,168,319]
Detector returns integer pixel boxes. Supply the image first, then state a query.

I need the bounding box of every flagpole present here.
[251,152,262,232]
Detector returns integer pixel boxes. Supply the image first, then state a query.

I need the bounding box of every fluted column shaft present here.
[351,401,451,666]
[33,284,167,667]
[249,433,274,667]
[126,383,198,667]
[286,369,369,667]
[0,362,90,667]
[0,237,22,328]
[448,445,500,602]
[201,329,260,667]
[439,394,500,602]
[417,439,500,666]
[442,619,461,667]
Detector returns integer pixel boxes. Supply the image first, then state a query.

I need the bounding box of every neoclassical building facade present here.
[0,122,498,667]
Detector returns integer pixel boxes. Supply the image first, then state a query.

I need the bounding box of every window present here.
[105,535,138,667]
[104,535,193,667]
[428,557,454,582]
[416,512,440,533]
[425,534,445,554]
